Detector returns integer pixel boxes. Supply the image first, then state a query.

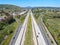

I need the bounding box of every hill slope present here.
[0,4,24,12]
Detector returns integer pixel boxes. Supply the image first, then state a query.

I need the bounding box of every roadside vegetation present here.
[0,11,17,45]
[0,13,27,45]
[32,8,40,19]
[32,8,60,45]
[15,13,27,25]
[24,16,34,45]
[1,22,18,45]
[0,12,18,45]
[0,4,26,45]
[43,10,60,45]
[32,8,42,25]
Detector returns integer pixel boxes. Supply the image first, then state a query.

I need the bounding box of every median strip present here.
[24,15,34,45]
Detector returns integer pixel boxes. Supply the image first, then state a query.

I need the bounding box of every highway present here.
[9,11,29,45]
[13,10,27,16]
[32,16,38,45]
[31,10,51,45]
[19,11,27,15]
[14,12,29,45]
[9,10,52,45]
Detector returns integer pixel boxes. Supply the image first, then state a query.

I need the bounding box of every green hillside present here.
[0,4,24,12]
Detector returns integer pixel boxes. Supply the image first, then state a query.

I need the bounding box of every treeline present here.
[0,4,23,12]
[0,4,23,30]
[0,10,15,30]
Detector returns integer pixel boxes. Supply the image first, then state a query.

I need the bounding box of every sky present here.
[0,0,60,7]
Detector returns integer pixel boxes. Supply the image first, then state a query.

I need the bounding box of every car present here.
[13,37,15,39]
[38,32,40,34]
[37,35,39,38]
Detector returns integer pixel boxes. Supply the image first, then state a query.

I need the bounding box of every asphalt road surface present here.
[31,10,51,45]
[9,11,28,45]
[14,12,29,45]
[9,10,52,45]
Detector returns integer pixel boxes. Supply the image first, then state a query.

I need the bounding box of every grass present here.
[20,14,26,24]
[0,14,26,45]
[44,18,60,45]
[0,22,18,45]
[32,8,60,45]
[24,16,34,45]
[15,14,26,25]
